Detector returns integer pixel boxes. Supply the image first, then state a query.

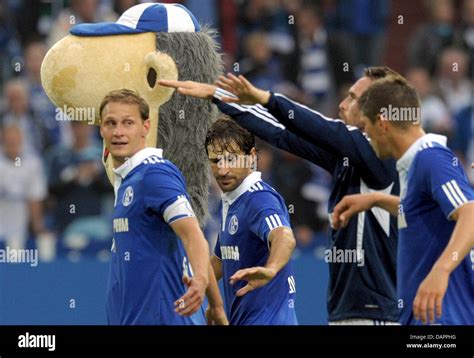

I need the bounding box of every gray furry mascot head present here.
[41,3,222,225]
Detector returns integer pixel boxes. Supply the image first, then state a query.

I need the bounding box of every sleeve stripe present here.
[451,180,468,203]
[274,214,283,226]
[224,102,286,129]
[442,183,460,208]
[269,215,278,228]
[446,181,466,206]
[266,214,285,230]
[442,183,461,208]
[214,88,238,100]
[265,216,274,230]
[215,88,287,130]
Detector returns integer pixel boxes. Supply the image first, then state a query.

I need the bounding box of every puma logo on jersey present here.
[220,245,240,261]
[113,217,129,233]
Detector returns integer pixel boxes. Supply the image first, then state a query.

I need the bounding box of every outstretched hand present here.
[229,266,276,297]
[158,79,217,100]
[216,73,271,105]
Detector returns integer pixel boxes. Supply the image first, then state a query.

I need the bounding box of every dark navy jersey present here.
[213,90,400,322]
[397,135,474,325]
[214,172,298,325]
[107,148,205,325]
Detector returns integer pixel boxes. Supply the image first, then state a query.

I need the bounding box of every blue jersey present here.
[397,135,474,325]
[213,90,400,322]
[214,172,298,325]
[107,148,205,325]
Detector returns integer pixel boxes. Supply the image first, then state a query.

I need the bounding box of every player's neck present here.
[391,127,426,160]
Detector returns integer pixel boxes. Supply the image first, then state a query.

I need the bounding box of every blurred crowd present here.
[0,0,472,261]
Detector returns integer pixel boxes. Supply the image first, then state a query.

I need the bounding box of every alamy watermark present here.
[380,105,420,124]
[55,105,96,125]
[0,247,38,267]
[325,247,365,267]
[216,154,257,170]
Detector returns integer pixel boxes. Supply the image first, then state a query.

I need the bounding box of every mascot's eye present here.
[147,68,157,88]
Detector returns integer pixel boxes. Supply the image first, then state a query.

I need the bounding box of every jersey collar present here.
[396,133,447,174]
[113,147,164,180]
[222,171,262,205]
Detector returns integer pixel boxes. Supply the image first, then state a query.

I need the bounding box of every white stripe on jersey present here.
[446,181,466,206]
[451,180,468,203]
[216,87,306,131]
[442,183,459,208]
[274,214,283,226]
[225,102,286,129]
[265,216,273,230]
[269,215,278,229]
[442,180,468,208]
[265,214,284,231]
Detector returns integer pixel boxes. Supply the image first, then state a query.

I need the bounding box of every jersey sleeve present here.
[418,148,474,219]
[247,191,291,246]
[213,89,338,173]
[265,92,395,188]
[143,164,195,224]
[213,89,393,188]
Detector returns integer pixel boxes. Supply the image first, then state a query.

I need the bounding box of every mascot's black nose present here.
[147,68,157,88]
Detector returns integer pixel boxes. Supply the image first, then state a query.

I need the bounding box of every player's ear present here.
[99,120,105,139]
[249,147,257,170]
[377,114,389,133]
[142,118,151,137]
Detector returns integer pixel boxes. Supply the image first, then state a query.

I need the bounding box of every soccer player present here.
[159,67,402,325]
[332,79,474,325]
[99,89,226,325]
[204,117,298,325]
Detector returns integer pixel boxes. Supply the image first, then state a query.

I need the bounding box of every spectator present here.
[45,121,112,237]
[406,67,453,136]
[434,47,473,115]
[408,0,458,74]
[1,79,46,155]
[0,124,47,250]
[295,3,354,113]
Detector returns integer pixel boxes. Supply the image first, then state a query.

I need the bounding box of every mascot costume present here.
[41,2,222,225]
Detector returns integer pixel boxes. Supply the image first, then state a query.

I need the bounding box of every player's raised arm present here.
[229,226,296,297]
[159,79,237,102]
[161,78,338,173]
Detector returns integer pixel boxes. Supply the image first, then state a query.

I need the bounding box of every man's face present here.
[100,102,150,166]
[207,141,255,193]
[2,127,22,160]
[361,114,392,160]
[339,76,372,128]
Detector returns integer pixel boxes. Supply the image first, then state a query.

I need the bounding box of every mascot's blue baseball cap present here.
[70,2,200,36]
